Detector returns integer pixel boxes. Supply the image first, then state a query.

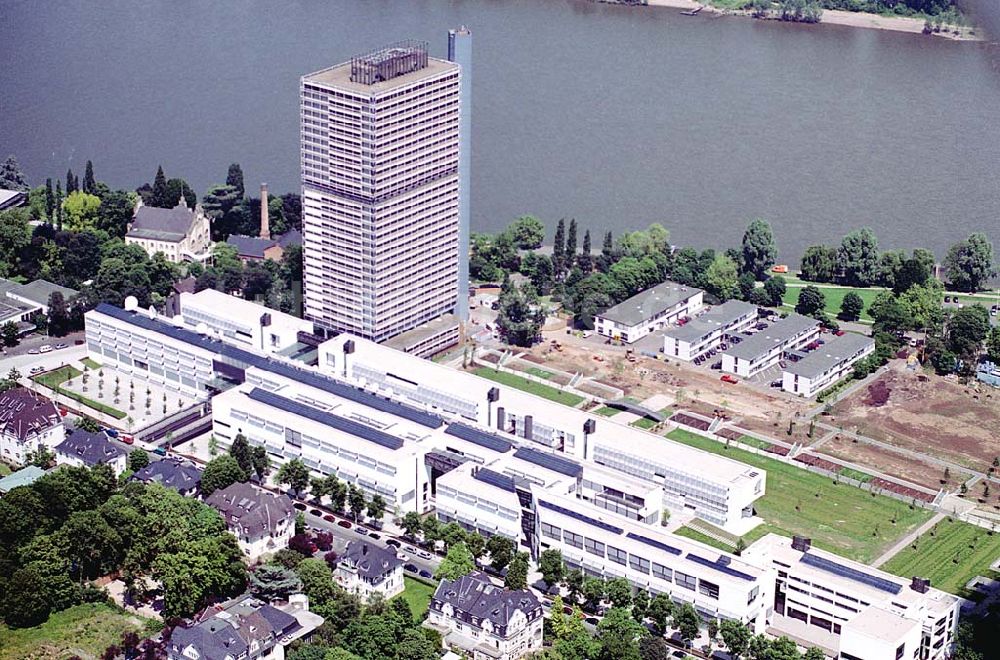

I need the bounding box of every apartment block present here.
[595,281,704,344]
[301,41,461,342]
[721,313,820,378]
[663,300,758,361]
[782,333,875,398]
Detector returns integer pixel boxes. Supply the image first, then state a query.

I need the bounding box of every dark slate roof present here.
[171,617,248,660]
[56,430,125,466]
[128,201,195,242]
[173,276,198,295]
[341,540,402,584]
[204,482,294,536]
[0,387,62,442]
[433,571,541,628]
[277,229,302,247]
[227,234,275,259]
[173,597,295,660]
[256,604,297,635]
[131,457,202,492]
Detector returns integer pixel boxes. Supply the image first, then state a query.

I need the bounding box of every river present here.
[1,0,998,262]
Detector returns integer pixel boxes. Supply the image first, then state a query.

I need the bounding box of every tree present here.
[200,454,246,496]
[276,459,311,496]
[741,218,777,280]
[839,291,864,321]
[769,637,802,660]
[552,218,566,276]
[646,593,674,635]
[838,228,880,286]
[44,178,55,219]
[945,233,995,293]
[348,484,366,521]
[508,215,545,249]
[894,255,931,294]
[83,160,96,194]
[538,548,565,587]
[800,244,838,283]
[795,286,826,316]
[582,576,605,611]
[62,191,102,232]
[486,534,515,572]
[496,280,545,347]
[2,321,20,347]
[226,163,245,198]
[763,276,786,307]
[250,445,270,480]
[54,181,64,230]
[803,648,826,660]
[366,494,387,524]
[1,566,50,627]
[505,552,529,590]
[579,229,593,273]
[435,541,475,580]
[638,636,671,660]
[127,449,150,472]
[673,603,701,647]
[401,511,422,539]
[605,577,632,609]
[150,166,169,208]
[229,434,254,478]
[439,521,466,550]
[720,619,752,658]
[249,563,302,601]
[563,568,584,604]
[704,254,740,301]
[948,305,990,358]
[987,327,1000,364]
[566,218,578,270]
[0,155,29,191]
[597,607,647,660]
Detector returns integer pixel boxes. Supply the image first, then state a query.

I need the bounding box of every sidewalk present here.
[871,512,945,568]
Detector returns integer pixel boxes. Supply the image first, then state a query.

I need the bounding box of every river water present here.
[1,0,998,261]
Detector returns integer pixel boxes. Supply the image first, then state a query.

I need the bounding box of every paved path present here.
[872,512,946,568]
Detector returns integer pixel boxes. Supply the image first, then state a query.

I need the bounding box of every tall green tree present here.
[276,459,312,496]
[0,566,50,627]
[0,155,29,191]
[839,291,864,321]
[837,227,880,287]
[720,619,752,658]
[150,166,169,208]
[552,218,566,276]
[673,603,701,648]
[249,564,302,600]
[948,305,990,358]
[66,168,76,194]
[508,215,545,249]
[579,229,593,273]
[54,181,63,230]
[763,276,786,307]
[127,449,150,472]
[944,233,995,293]
[704,254,740,301]
[538,548,565,587]
[486,534,515,572]
[799,244,837,282]
[504,552,529,590]
[96,190,137,237]
[366,494,387,523]
[435,541,475,580]
[795,285,826,316]
[741,218,777,280]
[61,191,102,231]
[200,454,247,496]
[226,163,245,198]
[566,218,578,270]
[83,160,96,194]
[496,281,545,347]
[44,178,55,219]
[229,434,254,478]
[348,484,366,521]
[401,511,423,539]
[597,607,648,660]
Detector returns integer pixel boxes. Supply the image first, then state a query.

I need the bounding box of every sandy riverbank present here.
[644,0,982,41]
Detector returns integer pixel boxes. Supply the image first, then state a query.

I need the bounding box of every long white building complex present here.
[663,300,758,361]
[721,313,820,378]
[595,281,704,344]
[300,41,461,344]
[782,333,875,398]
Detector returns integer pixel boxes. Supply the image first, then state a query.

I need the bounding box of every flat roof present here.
[383,313,460,352]
[9,279,78,306]
[724,313,818,361]
[844,606,921,641]
[303,56,457,96]
[663,300,757,343]
[181,289,310,329]
[785,333,875,379]
[597,281,703,327]
[0,465,46,492]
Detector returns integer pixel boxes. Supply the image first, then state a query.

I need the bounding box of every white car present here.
[396,552,410,561]
[30,366,44,375]
[39,345,53,353]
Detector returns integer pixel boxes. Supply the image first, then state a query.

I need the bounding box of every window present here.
[585,538,605,558]
[698,579,719,600]
[675,571,696,591]
[629,555,650,574]
[607,545,627,566]
[651,563,672,582]
[896,643,905,660]
[541,523,561,541]
[564,531,583,549]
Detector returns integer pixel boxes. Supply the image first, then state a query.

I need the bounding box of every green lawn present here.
[665,428,933,563]
[0,603,154,660]
[630,408,671,430]
[737,434,771,450]
[781,284,885,322]
[0,463,11,477]
[838,467,874,484]
[882,519,1000,595]
[593,406,621,417]
[673,526,735,552]
[31,366,128,420]
[81,357,102,370]
[526,367,556,381]
[473,367,584,407]
[394,575,437,620]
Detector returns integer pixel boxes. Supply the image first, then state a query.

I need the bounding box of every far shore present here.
[644,0,982,41]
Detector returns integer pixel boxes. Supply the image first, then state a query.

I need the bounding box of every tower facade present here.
[448,27,472,322]
[300,41,461,342]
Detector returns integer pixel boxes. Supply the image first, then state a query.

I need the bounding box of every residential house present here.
[0,189,27,211]
[426,571,543,660]
[0,387,65,467]
[204,482,295,561]
[131,457,203,497]
[336,540,404,599]
[168,593,323,660]
[125,199,212,264]
[55,429,127,476]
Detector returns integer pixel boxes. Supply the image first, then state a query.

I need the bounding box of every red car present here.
[323,514,336,523]
[121,434,134,445]
[337,520,352,529]
[720,374,739,384]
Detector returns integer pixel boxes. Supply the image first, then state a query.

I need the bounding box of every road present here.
[0,344,87,377]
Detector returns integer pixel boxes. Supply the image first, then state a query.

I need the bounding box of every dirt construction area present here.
[524,334,812,436]
[831,365,1000,472]
[817,434,947,490]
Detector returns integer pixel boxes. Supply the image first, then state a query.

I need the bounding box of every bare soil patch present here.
[818,434,945,490]
[831,366,1000,471]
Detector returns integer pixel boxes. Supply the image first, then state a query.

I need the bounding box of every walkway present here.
[871,512,945,568]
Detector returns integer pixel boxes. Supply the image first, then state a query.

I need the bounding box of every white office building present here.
[743,534,960,660]
[721,313,820,379]
[782,333,875,398]
[595,281,704,344]
[663,300,758,361]
[301,41,461,343]
[177,289,315,355]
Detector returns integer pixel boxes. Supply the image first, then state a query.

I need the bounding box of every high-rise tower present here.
[300,41,461,342]
[448,27,472,322]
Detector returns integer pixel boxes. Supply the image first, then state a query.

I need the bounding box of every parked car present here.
[354,527,368,536]
[309,508,323,517]
[418,569,433,579]
[385,539,401,548]
[153,447,167,456]
[834,330,846,336]
[397,552,409,561]
[711,361,722,370]
[337,520,352,529]
[404,563,418,573]
[368,533,381,541]
[27,348,39,354]
[778,360,787,369]
[403,545,418,554]
[39,345,53,353]
[30,366,44,375]
[720,374,738,384]
[54,343,67,349]
[121,434,134,445]
[323,514,336,523]
[104,428,119,438]
[417,550,432,560]
[293,502,307,511]
[585,617,600,626]
[770,379,783,388]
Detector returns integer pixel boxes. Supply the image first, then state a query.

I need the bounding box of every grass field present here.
[882,518,1000,595]
[631,408,671,430]
[665,428,933,563]
[0,463,11,477]
[31,365,128,420]
[780,284,884,322]
[593,406,621,417]
[673,526,734,552]
[838,467,874,484]
[526,367,556,380]
[81,357,102,370]
[0,603,153,660]
[394,576,436,620]
[473,367,584,407]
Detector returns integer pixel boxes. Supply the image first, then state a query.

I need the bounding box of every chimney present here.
[911,577,930,593]
[260,182,270,239]
[791,536,812,552]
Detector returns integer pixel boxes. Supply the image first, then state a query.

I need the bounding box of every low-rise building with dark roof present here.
[426,571,543,660]
[226,229,302,263]
[204,482,295,561]
[0,387,65,467]
[168,593,322,660]
[0,189,27,211]
[55,429,126,476]
[125,199,211,264]
[5,279,79,315]
[131,456,203,496]
[336,540,404,599]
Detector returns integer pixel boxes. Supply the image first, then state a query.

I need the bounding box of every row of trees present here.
[0,466,247,627]
[194,241,303,315]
